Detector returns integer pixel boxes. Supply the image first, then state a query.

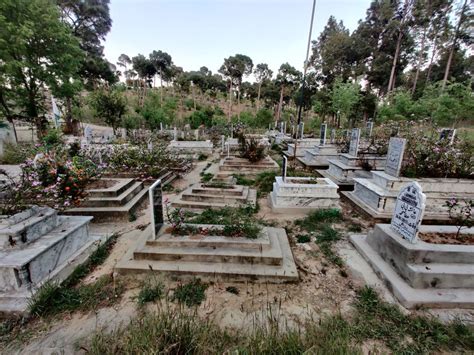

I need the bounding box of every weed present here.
[197,153,208,161]
[128,212,137,222]
[232,174,254,186]
[315,225,344,267]
[348,224,363,233]
[297,235,311,243]
[137,278,164,306]
[200,172,214,183]
[296,208,342,231]
[254,171,277,196]
[173,279,208,307]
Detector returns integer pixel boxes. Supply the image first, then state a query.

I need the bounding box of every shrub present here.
[238,135,265,162]
[137,278,164,306]
[173,279,208,307]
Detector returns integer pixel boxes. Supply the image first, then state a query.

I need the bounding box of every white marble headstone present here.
[348,128,360,157]
[385,137,406,177]
[330,129,336,144]
[84,125,92,142]
[390,182,426,243]
[173,127,177,141]
[282,156,288,182]
[300,122,304,139]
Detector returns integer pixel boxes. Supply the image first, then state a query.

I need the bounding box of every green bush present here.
[173,279,208,307]
[0,142,34,164]
[137,279,164,306]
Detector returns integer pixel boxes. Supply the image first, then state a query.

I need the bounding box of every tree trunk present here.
[387,30,403,94]
[411,26,427,95]
[227,80,233,122]
[256,82,262,112]
[442,0,468,90]
[425,39,438,85]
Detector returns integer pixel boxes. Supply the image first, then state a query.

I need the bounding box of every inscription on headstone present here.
[320,124,327,146]
[348,128,360,157]
[390,182,426,243]
[149,179,163,239]
[385,137,406,177]
[282,156,288,182]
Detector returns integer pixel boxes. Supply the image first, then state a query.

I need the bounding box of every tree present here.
[0,0,83,138]
[149,50,173,106]
[132,55,156,88]
[219,54,253,121]
[57,0,115,134]
[275,63,302,121]
[442,0,472,89]
[254,63,273,111]
[90,89,127,134]
[117,54,132,80]
[331,78,361,128]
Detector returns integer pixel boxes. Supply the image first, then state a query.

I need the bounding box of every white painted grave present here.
[385,137,406,177]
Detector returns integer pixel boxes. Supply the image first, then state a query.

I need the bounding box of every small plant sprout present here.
[445,198,473,238]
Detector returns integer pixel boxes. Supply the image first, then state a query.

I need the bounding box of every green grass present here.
[27,234,122,317]
[137,278,164,306]
[296,234,311,243]
[200,172,214,183]
[232,171,277,197]
[186,205,256,225]
[315,224,344,268]
[84,287,474,354]
[295,208,343,231]
[173,279,208,307]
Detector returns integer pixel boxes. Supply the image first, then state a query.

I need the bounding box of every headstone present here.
[292,125,295,136]
[149,179,163,239]
[84,125,92,142]
[348,128,360,157]
[439,128,456,144]
[320,124,327,146]
[227,142,230,158]
[160,122,163,132]
[147,140,153,152]
[282,156,288,182]
[230,124,233,139]
[385,137,406,177]
[221,135,225,150]
[195,129,199,141]
[366,121,374,138]
[390,182,426,243]
[283,121,287,134]
[121,128,126,139]
[173,127,177,141]
[300,122,304,139]
[330,129,336,144]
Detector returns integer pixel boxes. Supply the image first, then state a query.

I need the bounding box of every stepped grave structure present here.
[350,182,474,309]
[284,139,321,158]
[171,182,257,212]
[0,206,97,314]
[168,140,213,156]
[116,180,298,282]
[296,125,340,168]
[217,156,279,177]
[343,137,474,223]
[64,178,149,222]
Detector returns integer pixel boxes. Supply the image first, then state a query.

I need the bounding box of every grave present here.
[168,140,213,156]
[0,206,99,314]
[296,125,339,168]
[343,137,474,223]
[317,128,386,189]
[115,180,298,282]
[350,182,474,309]
[64,178,150,222]
[217,156,279,177]
[284,139,320,158]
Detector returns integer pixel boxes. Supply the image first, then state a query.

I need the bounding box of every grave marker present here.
[221,135,225,150]
[348,128,360,157]
[320,124,327,146]
[385,137,406,177]
[300,122,304,139]
[160,122,163,132]
[121,128,127,139]
[227,142,230,158]
[440,128,456,144]
[390,182,426,243]
[149,179,163,239]
[147,140,153,152]
[282,156,288,182]
[330,128,336,144]
[84,125,92,142]
[173,127,177,141]
[366,121,374,138]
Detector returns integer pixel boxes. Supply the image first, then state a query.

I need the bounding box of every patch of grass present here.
[137,278,164,306]
[84,287,474,354]
[186,205,256,225]
[295,208,342,231]
[296,235,311,243]
[27,234,122,317]
[197,153,208,161]
[173,279,208,307]
[254,171,277,196]
[315,224,344,268]
[232,174,254,186]
[200,172,214,183]
[348,224,363,233]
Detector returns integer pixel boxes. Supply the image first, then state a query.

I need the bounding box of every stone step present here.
[64,184,149,221]
[0,216,93,293]
[191,186,244,197]
[115,226,298,283]
[160,171,177,186]
[181,191,248,204]
[0,206,58,248]
[88,178,135,198]
[171,200,241,211]
[407,263,474,289]
[83,181,144,208]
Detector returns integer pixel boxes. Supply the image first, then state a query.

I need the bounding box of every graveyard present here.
[0,0,474,353]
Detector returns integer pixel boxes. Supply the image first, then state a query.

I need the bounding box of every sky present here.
[103,0,372,80]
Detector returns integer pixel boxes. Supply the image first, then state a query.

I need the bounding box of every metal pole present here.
[293,0,317,160]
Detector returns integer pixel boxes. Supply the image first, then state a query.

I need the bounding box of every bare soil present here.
[419,232,474,245]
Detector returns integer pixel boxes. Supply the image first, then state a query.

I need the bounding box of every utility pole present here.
[293,0,317,160]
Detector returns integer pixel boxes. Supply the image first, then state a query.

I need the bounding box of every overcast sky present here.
[103,0,371,79]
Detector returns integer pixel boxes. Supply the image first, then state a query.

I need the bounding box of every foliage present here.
[41,129,63,147]
[445,198,473,238]
[316,224,344,268]
[238,135,265,163]
[297,235,311,243]
[295,209,343,231]
[172,279,208,307]
[90,89,127,133]
[137,278,164,306]
[331,77,361,127]
[0,0,83,136]
[0,143,35,164]
[85,287,474,354]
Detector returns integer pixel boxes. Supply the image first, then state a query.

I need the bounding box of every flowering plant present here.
[445,198,473,239]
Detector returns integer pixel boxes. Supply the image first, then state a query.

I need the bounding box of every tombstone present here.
[282,156,288,182]
[280,123,284,135]
[227,142,230,158]
[121,128,127,139]
[390,182,426,243]
[195,129,199,141]
[348,128,360,157]
[147,140,153,152]
[320,124,327,146]
[84,125,92,142]
[173,127,177,141]
[439,128,456,144]
[149,179,163,239]
[221,135,225,150]
[385,137,407,177]
[283,121,287,134]
[366,121,374,138]
[300,122,304,139]
[230,124,234,139]
[330,129,336,144]
[160,122,163,132]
